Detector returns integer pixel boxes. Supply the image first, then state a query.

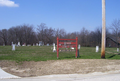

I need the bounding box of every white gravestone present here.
[22,43,26,46]
[12,44,15,51]
[33,43,35,46]
[27,44,31,46]
[36,43,38,46]
[18,42,20,46]
[47,43,49,46]
[22,44,25,46]
[71,47,74,49]
[53,43,56,52]
[39,41,44,46]
[117,48,119,52]
[78,44,80,49]
[96,46,99,52]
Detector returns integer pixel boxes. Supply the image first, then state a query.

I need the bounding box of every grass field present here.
[0,46,120,62]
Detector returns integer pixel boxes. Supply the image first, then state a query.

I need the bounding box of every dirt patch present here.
[0,59,120,77]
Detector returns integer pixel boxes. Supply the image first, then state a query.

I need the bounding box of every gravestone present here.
[22,43,26,46]
[36,43,38,46]
[117,48,119,52]
[71,47,74,49]
[39,41,44,46]
[33,43,35,46]
[27,44,31,46]
[96,46,99,52]
[12,44,15,51]
[47,43,49,46]
[18,42,20,46]
[53,43,56,52]
[39,43,40,46]
[78,44,80,49]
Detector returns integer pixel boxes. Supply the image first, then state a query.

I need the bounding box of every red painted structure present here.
[57,37,78,58]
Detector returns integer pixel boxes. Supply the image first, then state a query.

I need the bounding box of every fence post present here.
[76,37,78,58]
[57,37,59,58]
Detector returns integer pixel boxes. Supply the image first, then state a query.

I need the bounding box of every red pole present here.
[76,37,78,58]
[57,37,59,58]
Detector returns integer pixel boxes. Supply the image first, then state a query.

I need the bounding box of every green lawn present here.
[0,46,120,62]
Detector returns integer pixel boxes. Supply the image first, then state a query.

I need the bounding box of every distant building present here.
[106,37,120,47]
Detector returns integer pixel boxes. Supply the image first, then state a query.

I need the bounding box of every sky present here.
[0,0,120,33]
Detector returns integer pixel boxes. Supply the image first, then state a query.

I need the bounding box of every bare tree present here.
[8,26,22,45]
[21,24,35,45]
[8,25,36,45]
[89,31,96,47]
[55,28,66,38]
[37,23,47,42]
[0,22,115,47]
[79,27,89,46]
[94,27,102,46]
[44,27,55,44]
[0,29,8,45]
[110,19,120,47]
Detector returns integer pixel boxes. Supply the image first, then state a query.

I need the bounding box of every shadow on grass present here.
[108,55,116,58]
[60,56,78,59]
[108,53,120,58]
[64,56,81,59]
[57,56,81,60]
[64,56,75,58]
[118,53,120,55]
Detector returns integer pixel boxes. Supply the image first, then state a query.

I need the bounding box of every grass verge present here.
[0,46,120,62]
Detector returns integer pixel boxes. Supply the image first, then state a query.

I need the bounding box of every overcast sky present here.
[0,0,120,33]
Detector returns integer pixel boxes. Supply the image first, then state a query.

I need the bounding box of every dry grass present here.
[1,59,120,77]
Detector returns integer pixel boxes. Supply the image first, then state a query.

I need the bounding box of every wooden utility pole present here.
[101,0,106,58]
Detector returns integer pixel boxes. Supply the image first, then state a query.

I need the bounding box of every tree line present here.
[0,19,120,47]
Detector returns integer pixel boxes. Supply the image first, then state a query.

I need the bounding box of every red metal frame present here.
[57,37,78,58]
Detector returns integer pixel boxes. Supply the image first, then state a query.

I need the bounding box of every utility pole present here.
[101,0,106,58]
